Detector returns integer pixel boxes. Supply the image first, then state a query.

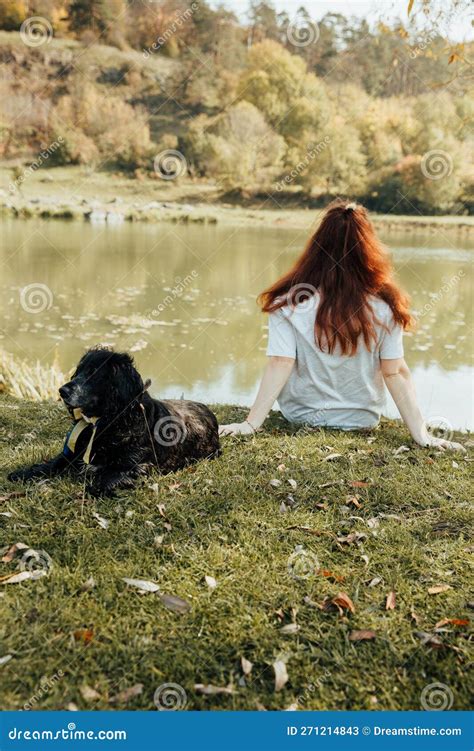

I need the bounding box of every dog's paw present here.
[8,468,32,482]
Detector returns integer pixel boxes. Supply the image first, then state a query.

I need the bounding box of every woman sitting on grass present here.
[219,199,464,451]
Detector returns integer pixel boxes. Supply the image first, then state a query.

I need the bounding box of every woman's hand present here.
[219,421,256,437]
[416,433,466,452]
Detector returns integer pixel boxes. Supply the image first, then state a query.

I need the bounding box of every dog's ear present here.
[110,352,144,407]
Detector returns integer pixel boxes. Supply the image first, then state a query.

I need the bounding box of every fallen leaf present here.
[349,481,370,488]
[347,495,362,508]
[273,660,289,691]
[323,453,343,462]
[1,542,29,563]
[80,577,96,592]
[434,618,469,629]
[410,611,420,624]
[0,654,13,666]
[80,685,101,702]
[288,478,297,489]
[204,575,217,590]
[92,512,109,530]
[277,464,286,472]
[269,479,282,488]
[0,492,25,502]
[428,585,452,595]
[337,532,367,544]
[194,683,234,695]
[122,578,160,593]
[319,569,345,583]
[241,657,253,675]
[393,445,410,455]
[415,631,444,649]
[109,684,143,704]
[349,630,376,641]
[159,593,191,614]
[280,623,300,634]
[279,501,288,514]
[0,570,45,585]
[385,591,396,610]
[73,628,94,644]
[367,517,380,529]
[332,592,356,614]
[368,577,382,587]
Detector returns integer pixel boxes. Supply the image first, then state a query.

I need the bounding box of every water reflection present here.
[1,218,472,429]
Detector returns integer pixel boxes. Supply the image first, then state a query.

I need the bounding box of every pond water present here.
[1,217,472,430]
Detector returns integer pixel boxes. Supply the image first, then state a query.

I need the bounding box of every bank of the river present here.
[0,392,472,710]
[1,166,473,234]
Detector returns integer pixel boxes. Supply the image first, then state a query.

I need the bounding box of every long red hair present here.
[259,199,413,355]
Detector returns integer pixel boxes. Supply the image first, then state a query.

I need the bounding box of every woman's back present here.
[267,294,403,428]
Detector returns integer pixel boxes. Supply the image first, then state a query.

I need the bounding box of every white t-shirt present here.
[266,294,404,429]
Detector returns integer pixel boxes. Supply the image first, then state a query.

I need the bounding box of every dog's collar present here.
[63,409,100,464]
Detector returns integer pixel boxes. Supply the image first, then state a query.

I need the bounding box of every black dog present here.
[8,347,220,497]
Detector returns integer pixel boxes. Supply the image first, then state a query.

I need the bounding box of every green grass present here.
[0,395,472,711]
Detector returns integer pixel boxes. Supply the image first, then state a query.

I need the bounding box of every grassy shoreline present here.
[1,166,473,233]
[0,393,472,710]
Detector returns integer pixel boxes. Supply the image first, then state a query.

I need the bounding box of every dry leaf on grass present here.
[288,479,297,489]
[434,618,469,629]
[122,578,160,593]
[241,657,253,675]
[80,577,96,592]
[368,577,382,587]
[349,630,376,642]
[92,512,109,530]
[0,654,13,666]
[323,453,343,462]
[73,628,94,644]
[415,631,444,649]
[280,623,300,635]
[385,591,396,610]
[80,685,101,702]
[269,479,282,488]
[0,492,25,502]
[0,570,45,585]
[428,585,452,595]
[194,684,234,696]
[1,542,29,563]
[273,660,289,691]
[319,569,345,583]
[349,480,371,488]
[159,593,191,614]
[109,684,143,704]
[204,575,217,590]
[324,592,356,615]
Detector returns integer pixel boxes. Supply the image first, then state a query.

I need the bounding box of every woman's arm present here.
[381,357,465,451]
[219,356,295,436]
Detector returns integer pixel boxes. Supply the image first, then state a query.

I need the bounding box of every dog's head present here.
[59,347,144,418]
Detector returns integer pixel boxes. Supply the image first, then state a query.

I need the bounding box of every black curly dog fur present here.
[8,347,220,497]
